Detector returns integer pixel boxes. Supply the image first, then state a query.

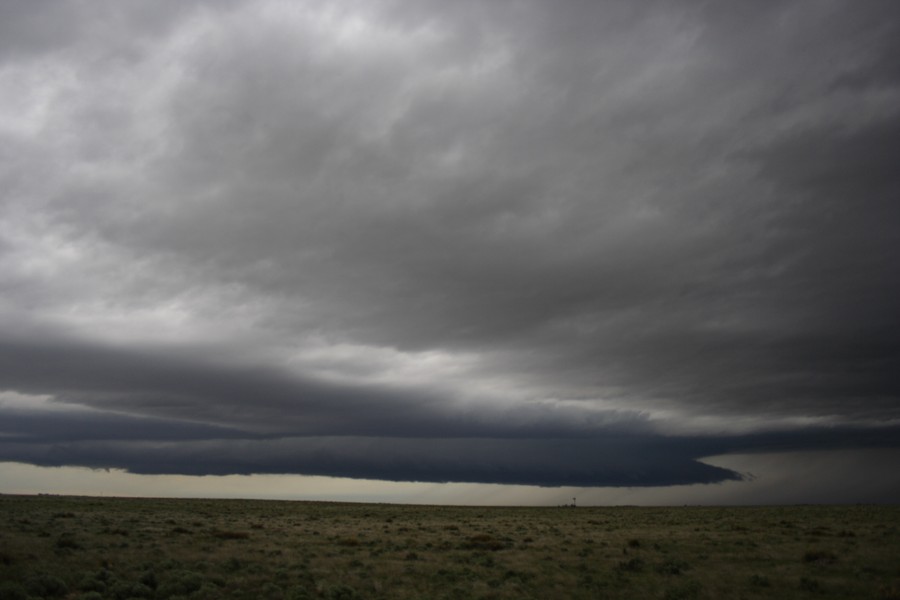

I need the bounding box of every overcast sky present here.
[1,0,899,503]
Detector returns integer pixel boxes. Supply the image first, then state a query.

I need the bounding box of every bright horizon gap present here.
[3,448,900,506]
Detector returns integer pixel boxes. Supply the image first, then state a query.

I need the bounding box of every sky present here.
[1,0,899,505]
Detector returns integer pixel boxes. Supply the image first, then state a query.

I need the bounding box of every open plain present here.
[1,494,898,599]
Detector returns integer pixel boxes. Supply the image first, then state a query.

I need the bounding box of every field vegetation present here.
[1,494,898,599]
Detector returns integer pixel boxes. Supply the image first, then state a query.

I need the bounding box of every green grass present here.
[1,494,898,599]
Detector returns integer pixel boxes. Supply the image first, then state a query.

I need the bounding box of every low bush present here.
[663,580,702,600]
[803,549,837,564]
[656,559,689,575]
[462,534,505,551]
[78,574,107,593]
[800,576,823,592]
[156,571,204,599]
[0,582,28,600]
[616,557,645,573]
[55,532,81,550]
[25,572,69,597]
[211,530,249,540]
[322,583,360,599]
[337,537,361,547]
[139,570,158,590]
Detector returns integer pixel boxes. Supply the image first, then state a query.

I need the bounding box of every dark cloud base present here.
[3,399,899,487]
[2,334,900,488]
[0,437,741,487]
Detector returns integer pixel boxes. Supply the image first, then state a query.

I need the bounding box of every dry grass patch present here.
[1,496,899,599]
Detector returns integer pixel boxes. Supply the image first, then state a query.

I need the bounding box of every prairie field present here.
[1,494,898,599]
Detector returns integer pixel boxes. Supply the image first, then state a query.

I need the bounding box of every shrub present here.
[462,534,505,551]
[656,559,689,575]
[55,532,81,550]
[800,576,823,592]
[286,584,314,600]
[25,572,69,597]
[803,549,837,564]
[126,582,154,599]
[616,557,644,573]
[95,568,114,582]
[211,530,249,540]
[192,582,223,600]
[156,571,204,599]
[0,582,28,600]
[322,584,360,600]
[78,574,107,593]
[663,580,702,600]
[110,580,136,599]
[139,570,158,590]
[261,583,284,598]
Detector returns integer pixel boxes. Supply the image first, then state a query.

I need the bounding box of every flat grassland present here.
[1,495,898,599]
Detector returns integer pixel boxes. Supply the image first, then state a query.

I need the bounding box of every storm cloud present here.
[1,0,899,494]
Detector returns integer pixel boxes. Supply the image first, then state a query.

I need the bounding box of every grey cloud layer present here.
[1,0,899,489]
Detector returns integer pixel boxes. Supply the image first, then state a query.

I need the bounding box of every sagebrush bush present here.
[462,534,504,551]
[211,530,249,540]
[803,549,837,564]
[662,580,702,600]
[0,582,28,600]
[322,583,360,599]
[800,576,823,592]
[616,557,645,573]
[78,573,107,593]
[156,570,204,599]
[55,532,81,550]
[656,559,689,575]
[25,572,68,597]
